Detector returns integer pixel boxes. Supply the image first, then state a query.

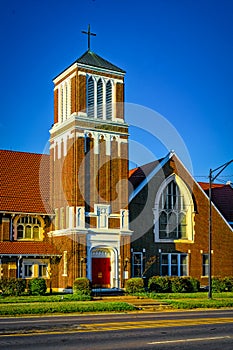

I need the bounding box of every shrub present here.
[73,278,92,296]
[188,278,200,292]
[212,277,226,292]
[148,276,171,293]
[0,278,26,296]
[28,278,47,295]
[171,277,200,293]
[125,278,145,294]
[224,277,233,292]
[212,277,233,292]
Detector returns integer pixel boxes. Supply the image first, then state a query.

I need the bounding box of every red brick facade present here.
[129,153,233,285]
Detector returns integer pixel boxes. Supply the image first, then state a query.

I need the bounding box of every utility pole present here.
[208,159,233,299]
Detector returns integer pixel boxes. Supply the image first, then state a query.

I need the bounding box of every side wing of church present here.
[129,152,233,285]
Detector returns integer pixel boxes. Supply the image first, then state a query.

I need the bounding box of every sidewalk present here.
[93,295,172,312]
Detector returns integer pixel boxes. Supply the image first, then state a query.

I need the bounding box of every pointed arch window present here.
[106,80,112,120]
[158,180,187,239]
[87,76,94,118]
[97,79,103,119]
[86,75,114,120]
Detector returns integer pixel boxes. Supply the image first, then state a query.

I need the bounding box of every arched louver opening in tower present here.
[106,80,112,120]
[87,76,94,118]
[97,79,103,119]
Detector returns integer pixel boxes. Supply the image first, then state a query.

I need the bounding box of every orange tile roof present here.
[198,182,225,191]
[0,150,52,214]
[0,241,61,256]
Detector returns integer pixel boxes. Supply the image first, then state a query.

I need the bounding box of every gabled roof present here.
[54,50,125,80]
[129,158,164,190]
[128,152,173,202]
[199,182,233,223]
[77,50,125,74]
[0,241,61,256]
[128,152,233,226]
[0,150,52,214]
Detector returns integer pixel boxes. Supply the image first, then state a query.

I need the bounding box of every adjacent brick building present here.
[129,152,233,285]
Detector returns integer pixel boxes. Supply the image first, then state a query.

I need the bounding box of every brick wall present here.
[130,155,233,283]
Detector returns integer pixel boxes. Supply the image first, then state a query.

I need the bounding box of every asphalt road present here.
[0,310,233,349]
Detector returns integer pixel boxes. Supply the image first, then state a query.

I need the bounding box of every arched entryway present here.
[91,247,117,289]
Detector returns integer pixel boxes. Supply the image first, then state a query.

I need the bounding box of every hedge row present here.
[212,277,233,292]
[126,276,200,293]
[0,278,47,296]
[126,276,233,294]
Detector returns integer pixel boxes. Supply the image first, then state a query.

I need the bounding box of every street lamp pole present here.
[208,159,233,299]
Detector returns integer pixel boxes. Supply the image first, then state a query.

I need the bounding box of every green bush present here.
[188,278,200,292]
[212,277,226,292]
[0,278,26,296]
[224,277,233,292]
[148,276,171,293]
[125,278,145,294]
[171,277,199,293]
[28,278,47,295]
[73,278,92,296]
[212,277,233,292]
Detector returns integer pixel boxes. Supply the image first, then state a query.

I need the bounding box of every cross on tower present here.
[82,24,96,51]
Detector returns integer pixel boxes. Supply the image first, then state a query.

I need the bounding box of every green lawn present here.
[147,291,233,309]
[0,292,233,316]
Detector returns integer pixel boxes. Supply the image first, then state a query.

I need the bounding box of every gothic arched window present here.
[87,76,94,118]
[106,80,112,120]
[158,180,187,239]
[97,79,103,119]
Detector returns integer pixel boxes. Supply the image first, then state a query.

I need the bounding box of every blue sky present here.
[0,0,232,181]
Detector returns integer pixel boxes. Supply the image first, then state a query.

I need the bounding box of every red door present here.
[92,258,111,288]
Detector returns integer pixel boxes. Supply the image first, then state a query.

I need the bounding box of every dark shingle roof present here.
[77,50,125,73]
[128,158,164,191]
[199,182,233,223]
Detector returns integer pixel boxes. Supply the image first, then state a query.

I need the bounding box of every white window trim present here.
[132,252,143,277]
[14,215,43,241]
[160,253,188,277]
[22,259,49,279]
[86,74,115,121]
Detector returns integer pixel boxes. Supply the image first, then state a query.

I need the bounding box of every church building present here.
[0,29,232,292]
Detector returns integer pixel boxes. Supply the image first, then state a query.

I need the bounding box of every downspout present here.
[17,255,22,278]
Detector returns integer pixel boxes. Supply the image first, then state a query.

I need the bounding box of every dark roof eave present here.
[0,210,55,216]
[53,50,125,80]
[0,253,62,257]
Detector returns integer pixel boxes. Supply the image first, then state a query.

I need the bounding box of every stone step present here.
[93,295,171,311]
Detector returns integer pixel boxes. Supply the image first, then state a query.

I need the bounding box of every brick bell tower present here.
[49,26,132,292]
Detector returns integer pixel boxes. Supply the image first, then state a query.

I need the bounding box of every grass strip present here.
[164,299,233,309]
[0,301,136,316]
[0,294,91,303]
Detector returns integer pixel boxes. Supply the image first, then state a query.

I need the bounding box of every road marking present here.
[148,336,232,345]
[78,317,233,332]
[1,317,233,336]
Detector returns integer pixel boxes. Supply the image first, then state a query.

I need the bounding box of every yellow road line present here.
[79,317,233,332]
[1,317,233,336]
